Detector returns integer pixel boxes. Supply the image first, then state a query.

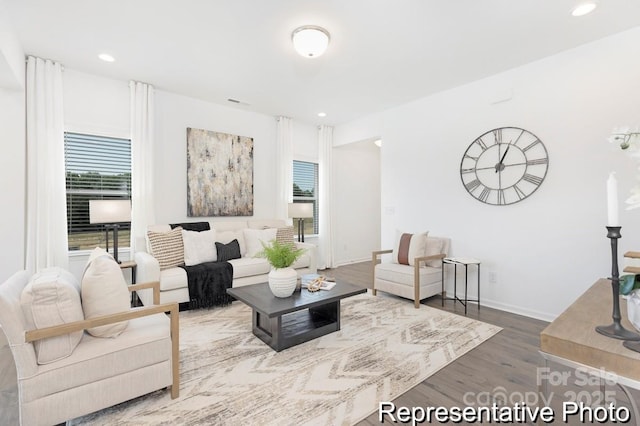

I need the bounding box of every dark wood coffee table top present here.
[227,281,367,317]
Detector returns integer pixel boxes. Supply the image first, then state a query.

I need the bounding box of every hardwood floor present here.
[321,262,637,425]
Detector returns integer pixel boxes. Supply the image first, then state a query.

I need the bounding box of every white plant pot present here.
[268,267,298,298]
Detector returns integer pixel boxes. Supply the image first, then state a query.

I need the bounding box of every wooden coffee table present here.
[227,281,367,351]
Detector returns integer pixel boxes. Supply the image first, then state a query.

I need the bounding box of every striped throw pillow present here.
[392,231,428,266]
[276,226,296,248]
[147,227,185,270]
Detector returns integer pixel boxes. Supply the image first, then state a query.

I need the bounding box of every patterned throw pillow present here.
[392,231,428,266]
[216,239,241,262]
[147,227,185,270]
[276,226,296,248]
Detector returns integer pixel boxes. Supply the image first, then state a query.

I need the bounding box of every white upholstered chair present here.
[372,235,450,308]
[0,271,179,426]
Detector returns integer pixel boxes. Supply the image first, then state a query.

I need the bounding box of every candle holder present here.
[595,226,640,340]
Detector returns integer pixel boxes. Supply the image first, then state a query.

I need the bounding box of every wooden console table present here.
[540,278,640,417]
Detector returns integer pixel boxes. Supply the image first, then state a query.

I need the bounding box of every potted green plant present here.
[258,240,306,297]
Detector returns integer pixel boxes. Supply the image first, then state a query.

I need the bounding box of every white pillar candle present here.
[607,172,619,227]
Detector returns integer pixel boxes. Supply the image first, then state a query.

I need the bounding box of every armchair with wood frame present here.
[0,271,179,426]
[372,235,450,308]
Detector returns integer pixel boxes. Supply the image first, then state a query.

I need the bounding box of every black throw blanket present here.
[179,261,234,310]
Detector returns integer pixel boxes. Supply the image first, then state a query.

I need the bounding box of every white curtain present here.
[130,81,156,253]
[25,56,68,273]
[276,116,293,221]
[318,125,334,269]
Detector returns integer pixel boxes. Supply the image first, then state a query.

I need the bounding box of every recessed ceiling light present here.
[317,112,327,117]
[98,53,115,62]
[374,139,382,147]
[571,2,597,16]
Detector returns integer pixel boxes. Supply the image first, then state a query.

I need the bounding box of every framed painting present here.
[186,127,254,216]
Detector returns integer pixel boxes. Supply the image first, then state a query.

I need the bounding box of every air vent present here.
[227,98,251,106]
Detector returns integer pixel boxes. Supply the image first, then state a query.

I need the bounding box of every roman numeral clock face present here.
[460,127,548,205]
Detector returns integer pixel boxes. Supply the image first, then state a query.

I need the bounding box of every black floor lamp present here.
[89,199,132,263]
[288,203,314,242]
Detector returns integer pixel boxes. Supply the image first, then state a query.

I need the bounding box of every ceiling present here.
[5,0,640,126]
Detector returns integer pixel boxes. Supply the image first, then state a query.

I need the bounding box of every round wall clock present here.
[460,127,549,205]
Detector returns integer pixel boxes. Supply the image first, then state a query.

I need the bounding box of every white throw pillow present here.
[21,267,84,364]
[182,229,217,266]
[392,231,428,266]
[243,228,278,258]
[82,252,130,337]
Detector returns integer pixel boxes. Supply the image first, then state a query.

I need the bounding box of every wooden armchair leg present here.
[170,304,180,399]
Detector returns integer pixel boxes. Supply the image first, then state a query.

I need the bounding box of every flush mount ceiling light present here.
[292,25,330,58]
[98,53,115,62]
[571,2,597,16]
[317,112,327,117]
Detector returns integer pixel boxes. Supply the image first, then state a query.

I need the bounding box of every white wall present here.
[0,9,25,283]
[293,120,318,163]
[62,70,305,278]
[333,140,381,266]
[337,27,640,321]
[154,91,280,223]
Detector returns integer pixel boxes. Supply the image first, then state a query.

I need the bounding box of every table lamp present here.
[288,203,313,242]
[89,199,131,263]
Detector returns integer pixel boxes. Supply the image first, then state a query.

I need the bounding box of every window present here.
[292,160,319,235]
[64,132,131,251]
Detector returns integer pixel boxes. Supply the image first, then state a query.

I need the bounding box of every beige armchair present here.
[0,271,179,426]
[372,236,450,308]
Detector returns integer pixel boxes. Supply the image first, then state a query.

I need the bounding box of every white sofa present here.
[135,219,317,306]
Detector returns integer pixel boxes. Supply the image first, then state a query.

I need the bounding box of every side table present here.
[119,261,138,306]
[441,257,480,315]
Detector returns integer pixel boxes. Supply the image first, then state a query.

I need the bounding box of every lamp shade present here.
[288,202,313,219]
[89,200,131,224]
[292,26,330,58]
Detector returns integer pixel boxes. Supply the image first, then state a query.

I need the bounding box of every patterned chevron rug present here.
[71,293,500,425]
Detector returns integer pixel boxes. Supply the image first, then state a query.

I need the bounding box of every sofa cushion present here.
[392,231,428,266]
[20,268,84,365]
[243,228,277,258]
[182,229,217,266]
[20,313,170,404]
[159,267,188,291]
[216,240,241,262]
[228,258,271,277]
[147,227,185,270]
[82,250,130,337]
[276,226,296,248]
[375,262,442,287]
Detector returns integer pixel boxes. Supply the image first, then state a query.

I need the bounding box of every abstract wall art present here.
[186,127,254,217]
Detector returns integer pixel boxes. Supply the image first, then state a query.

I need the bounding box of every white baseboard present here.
[332,257,371,269]
[464,296,556,323]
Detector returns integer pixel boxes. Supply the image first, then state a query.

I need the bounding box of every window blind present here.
[292,160,319,234]
[64,132,131,251]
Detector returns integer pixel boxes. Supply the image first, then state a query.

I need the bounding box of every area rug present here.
[71,293,501,425]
